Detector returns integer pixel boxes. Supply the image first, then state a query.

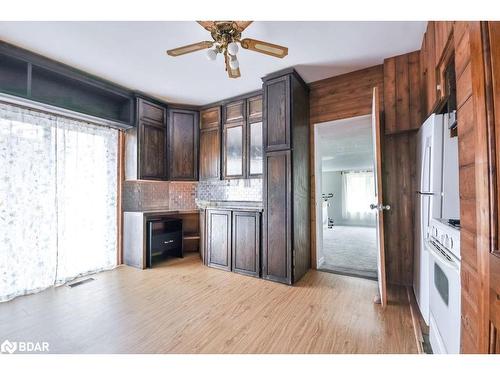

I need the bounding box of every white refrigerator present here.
[413,114,444,325]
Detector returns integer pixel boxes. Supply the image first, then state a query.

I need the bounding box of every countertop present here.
[124,208,200,216]
[196,200,263,211]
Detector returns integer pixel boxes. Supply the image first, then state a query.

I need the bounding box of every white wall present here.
[321,171,343,224]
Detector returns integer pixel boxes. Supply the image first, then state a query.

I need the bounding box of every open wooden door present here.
[486,21,500,353]
[371,86,388,307]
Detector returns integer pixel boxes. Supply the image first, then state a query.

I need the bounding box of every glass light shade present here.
[229,57,239,70]
[227,42,239,55]
[206,49,217,61]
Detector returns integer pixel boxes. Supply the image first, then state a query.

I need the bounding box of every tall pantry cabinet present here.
[262,68,311,285]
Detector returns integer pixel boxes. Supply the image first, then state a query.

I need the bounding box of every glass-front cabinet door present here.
[224,123,244,178]
[248,121,263,177]
[222,96,262,179]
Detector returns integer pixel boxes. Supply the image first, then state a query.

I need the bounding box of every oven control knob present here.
[444,234,450,248]
[450,238,454,249]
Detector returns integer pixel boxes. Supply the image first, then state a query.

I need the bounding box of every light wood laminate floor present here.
[0,254,418,353]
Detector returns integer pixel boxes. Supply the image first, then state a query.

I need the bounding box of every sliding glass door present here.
[0,103,118,302]
[55,118,118,281]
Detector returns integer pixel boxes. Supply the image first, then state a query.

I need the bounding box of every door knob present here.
[370,203,391,211]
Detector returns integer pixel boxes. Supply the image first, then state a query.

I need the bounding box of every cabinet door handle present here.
[164,240,174,244]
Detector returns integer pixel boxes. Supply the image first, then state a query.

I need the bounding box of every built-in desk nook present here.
[123,209,200,269]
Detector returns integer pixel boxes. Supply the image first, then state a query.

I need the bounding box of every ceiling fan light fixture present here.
[227,42,239,56]
[206,48,217,61]
[167,21,288,78]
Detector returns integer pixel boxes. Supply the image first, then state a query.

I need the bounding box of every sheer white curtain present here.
[341,170,376,226]
[0,103,118,302]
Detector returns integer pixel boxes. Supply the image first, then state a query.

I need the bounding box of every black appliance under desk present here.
[146,217,183,267]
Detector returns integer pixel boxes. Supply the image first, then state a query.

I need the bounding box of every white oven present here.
[426,230,461,354]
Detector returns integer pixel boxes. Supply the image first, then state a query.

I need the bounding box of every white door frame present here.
[312,114,373,270]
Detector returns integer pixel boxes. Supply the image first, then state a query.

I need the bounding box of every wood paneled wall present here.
[381,51,422,286]
[382,132,417,286]
[452,21,491,354]
[309,66,384,125]
[309,63,419,286]
[384,51,423,134]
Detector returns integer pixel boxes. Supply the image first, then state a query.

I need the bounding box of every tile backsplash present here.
[169,182,197,209]
[123,178,262,212]
[196,178,263,202]
[123,180,197,211]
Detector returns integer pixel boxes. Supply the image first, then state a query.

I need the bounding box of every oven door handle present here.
[425,240,459,271]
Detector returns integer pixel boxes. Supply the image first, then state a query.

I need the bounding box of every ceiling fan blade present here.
[225,53,241,79]
[240,38,288,58]
[166,41,214,56]
[196,21,217,32]
[233,21,253,32]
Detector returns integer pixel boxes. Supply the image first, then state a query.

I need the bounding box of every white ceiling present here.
[0,21,426,106]
[317,115,373,172]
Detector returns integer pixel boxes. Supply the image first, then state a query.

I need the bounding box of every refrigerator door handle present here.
[417,191,435,196]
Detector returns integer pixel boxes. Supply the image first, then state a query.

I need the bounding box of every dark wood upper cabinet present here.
[200,106,221,130]
[221,95,263,179]
[167,108,199,181]
[206,209,232,271]
[223,123,245,179]
[139,98,166,123]
[263,75,290,151]
[223,99,246,179]
[247,96,263,177]
[232,210,260,278]
[199,106,221,181]
[137,98,167,180]
[224,100,245,124]
[247,95,263,121]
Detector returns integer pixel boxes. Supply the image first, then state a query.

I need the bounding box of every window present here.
[342,170,376,225]
[0,103,118,302]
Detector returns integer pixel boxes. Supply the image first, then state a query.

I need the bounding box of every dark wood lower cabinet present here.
[205,208,261,278]
[232,211,260,277]
[206,210,231,271]
[262,150,291,284]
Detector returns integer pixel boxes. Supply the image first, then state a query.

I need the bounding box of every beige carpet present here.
[319,225,378,279]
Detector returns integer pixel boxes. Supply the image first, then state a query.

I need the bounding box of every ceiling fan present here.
[166,21,288,78]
